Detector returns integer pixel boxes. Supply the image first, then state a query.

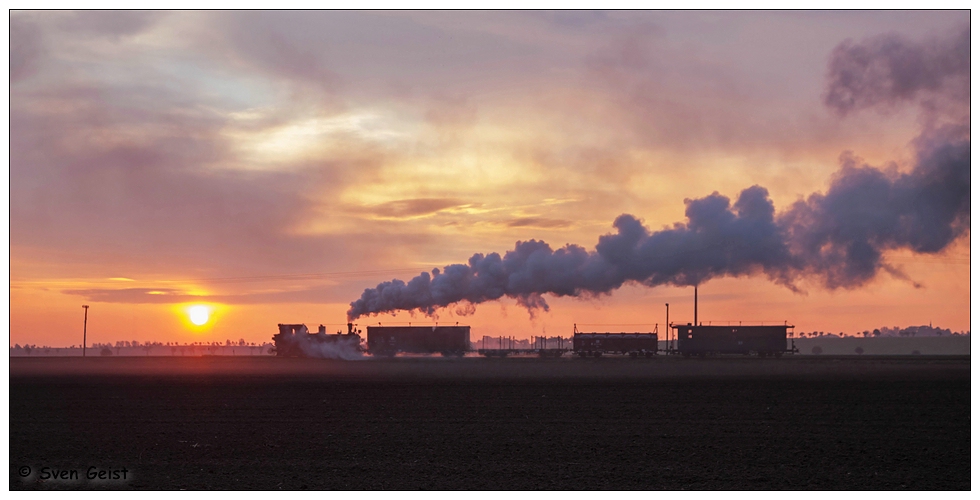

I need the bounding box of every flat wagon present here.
[366,326,471,357]
[572,332,659,358]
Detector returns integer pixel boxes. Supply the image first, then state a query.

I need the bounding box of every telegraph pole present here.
[82,305,89,357]
[665,303,670,352]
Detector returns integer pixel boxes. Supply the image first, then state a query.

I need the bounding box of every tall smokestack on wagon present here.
[694,286,698,327]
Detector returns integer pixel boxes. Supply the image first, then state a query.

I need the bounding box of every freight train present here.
[272,322,795,358]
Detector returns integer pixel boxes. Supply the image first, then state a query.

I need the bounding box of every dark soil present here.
[10,356,970,490]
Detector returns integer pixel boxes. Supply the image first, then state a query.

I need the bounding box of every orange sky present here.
[8,11,971,347]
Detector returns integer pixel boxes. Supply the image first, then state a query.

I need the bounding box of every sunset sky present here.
[9,10,971,347]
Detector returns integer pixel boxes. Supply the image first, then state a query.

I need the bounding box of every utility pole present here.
[665,303,670,352]
[82,305,89,357]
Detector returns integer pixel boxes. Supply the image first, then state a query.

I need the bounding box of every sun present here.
[188,305,210,326]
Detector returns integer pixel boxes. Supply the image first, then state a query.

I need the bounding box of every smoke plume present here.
[824,26,969,119]
[347,28,969,321]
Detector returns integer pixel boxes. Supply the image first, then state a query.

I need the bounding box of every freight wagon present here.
[367,325,471,357]
[273,323,362,357]
[671,324,795,357]
[572,332,659,358]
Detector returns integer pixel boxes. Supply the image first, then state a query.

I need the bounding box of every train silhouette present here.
[272,322,797,358]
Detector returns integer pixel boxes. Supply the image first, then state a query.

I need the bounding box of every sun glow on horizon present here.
[188,305,210,326]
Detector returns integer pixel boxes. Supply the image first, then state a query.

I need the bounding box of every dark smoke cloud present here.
[824,26,969,116]
[348,27,970,321]
[780,126,969,288]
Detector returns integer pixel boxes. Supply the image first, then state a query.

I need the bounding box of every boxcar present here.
[671,324,792,357]
[366,326,471,357]
[573,332,658,358]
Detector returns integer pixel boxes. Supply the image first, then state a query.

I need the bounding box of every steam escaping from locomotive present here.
[273,324,364,360]
[347,27,969,322]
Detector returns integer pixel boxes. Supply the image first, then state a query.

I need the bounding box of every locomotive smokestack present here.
[347,322,353,335]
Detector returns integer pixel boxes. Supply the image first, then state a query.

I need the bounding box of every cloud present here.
[57,10,163,39]
[346,25,971,320]
[63,284,362,305]
[364,198,473,219]
[823,26,969,116]
[504,217,574,229]
[9,17,44,82]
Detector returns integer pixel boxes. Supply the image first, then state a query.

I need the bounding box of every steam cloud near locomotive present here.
[346,27,969,322]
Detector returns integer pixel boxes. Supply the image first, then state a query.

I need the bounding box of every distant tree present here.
[854,347,864,355]
[873,329,881,337]
[14,344,20,350]
[24,345,32,356]
[171,346,177,356]
[862,330,870,338]
[101,347,113,356]
[143,345,153,356]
